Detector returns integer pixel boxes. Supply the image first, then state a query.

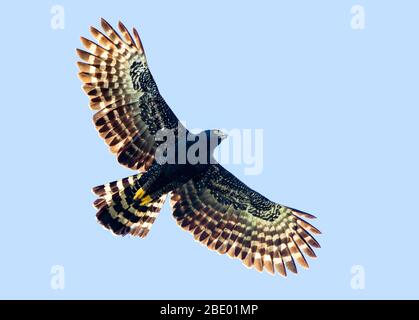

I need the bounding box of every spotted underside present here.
[170,164,321,276]
[78,19,321,277]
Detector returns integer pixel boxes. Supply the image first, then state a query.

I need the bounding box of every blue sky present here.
[0,1,418,299]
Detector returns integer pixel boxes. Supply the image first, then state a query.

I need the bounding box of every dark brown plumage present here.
[77,19,321,277]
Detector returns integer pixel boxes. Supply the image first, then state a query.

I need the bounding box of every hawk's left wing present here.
[77,19,184,171]
[170,164,321,276]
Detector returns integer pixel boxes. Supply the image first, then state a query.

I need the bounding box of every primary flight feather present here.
[77,18,321,277]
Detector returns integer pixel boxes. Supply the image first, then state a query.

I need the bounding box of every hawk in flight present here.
[77,19,321,277]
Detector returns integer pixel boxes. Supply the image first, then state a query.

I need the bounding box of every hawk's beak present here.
[219,131,228,140]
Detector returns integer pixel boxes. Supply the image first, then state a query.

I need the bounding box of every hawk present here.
[77,19,321,277]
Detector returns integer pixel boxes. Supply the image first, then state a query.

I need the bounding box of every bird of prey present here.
[76,19,321,277]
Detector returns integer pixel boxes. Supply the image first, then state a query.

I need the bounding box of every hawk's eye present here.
[213,130,227,140]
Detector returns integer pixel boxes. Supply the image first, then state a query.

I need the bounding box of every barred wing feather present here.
[170,164,321,276]
[77,19,183,171]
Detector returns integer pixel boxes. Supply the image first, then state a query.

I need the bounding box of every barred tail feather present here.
[93,173,166,238]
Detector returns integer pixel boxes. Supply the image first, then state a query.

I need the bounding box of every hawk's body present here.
[77,19,321,277]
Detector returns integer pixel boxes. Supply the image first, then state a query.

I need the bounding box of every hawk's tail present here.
[92,173,166,238]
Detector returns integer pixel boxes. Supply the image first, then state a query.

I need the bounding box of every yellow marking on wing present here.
[140,196,153,206]
[133,188,145,200]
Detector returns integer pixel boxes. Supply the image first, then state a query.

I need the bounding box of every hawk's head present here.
[207,129,228,146]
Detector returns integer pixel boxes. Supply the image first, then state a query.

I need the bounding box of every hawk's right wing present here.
[170,164,321,276]
[77,19,183,171]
